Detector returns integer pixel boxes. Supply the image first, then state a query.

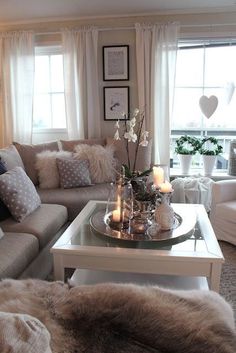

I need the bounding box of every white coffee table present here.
[51,201,224,292]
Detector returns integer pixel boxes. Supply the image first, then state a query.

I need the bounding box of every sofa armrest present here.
[211,179,236,205]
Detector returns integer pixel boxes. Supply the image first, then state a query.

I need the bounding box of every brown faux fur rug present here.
[0,279,236,353]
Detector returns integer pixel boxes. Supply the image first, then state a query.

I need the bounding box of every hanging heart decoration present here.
[199,95,218,118]
[225,81,235,104]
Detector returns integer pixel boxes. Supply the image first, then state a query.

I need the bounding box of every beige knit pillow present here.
[0,311,52,353]
[35,150,72,189]
[73,144,116,184]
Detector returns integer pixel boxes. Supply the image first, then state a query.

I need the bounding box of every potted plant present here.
[199,136,223,175]
[174,135,201,174]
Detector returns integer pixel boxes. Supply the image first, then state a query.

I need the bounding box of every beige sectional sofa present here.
[0,138,152,280]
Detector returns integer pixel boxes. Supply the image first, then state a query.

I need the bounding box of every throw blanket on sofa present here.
[171,176,214,212]
[0,279,235,353]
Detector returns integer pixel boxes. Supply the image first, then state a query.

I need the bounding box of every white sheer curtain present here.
[0,31,35,147]
[62,28,101,139]
[135,23,179,165]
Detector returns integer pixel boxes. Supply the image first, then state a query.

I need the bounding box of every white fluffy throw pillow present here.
[35,150,72,189]
[74,144,116,184]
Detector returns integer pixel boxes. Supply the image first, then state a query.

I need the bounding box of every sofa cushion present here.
[35,150,72,189]
[60,138,106,152]
[0,159,11,221]
[13,141,59,185]
[106,137,152,172]
[0,167,41,222]
[57,158,91,188]
[0,204,68,249]
[37,184,111,221]
[74,144,116,183]
[0,145,24,170]
[214,201,236,222]
[0,232,39,278]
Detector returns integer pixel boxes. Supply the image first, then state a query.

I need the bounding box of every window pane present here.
[33,49,66,130]
[175,48,204,87]
[52,94,66,128]
[205,46,236,86]
[50,55,64,92]
[33,94,51,128]
[34,56,50,93]
[172,88,203,129]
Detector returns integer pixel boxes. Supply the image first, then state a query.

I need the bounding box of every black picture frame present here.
[103,86,130,121]
[103,45,129,81]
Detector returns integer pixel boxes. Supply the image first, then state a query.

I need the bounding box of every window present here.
[33,46,66,130]
[171,39,236,170]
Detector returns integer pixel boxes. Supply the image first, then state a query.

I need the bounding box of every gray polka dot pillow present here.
[0,167,41,222]
[56,158,92,189]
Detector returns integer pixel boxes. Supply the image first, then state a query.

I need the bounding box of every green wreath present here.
[199,136,223,155]
[175,135,201,155]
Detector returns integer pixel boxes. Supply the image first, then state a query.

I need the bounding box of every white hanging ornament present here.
[199,95,218,118]
[225,81,235,104]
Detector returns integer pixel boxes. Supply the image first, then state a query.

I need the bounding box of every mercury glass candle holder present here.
[154,191,175,230]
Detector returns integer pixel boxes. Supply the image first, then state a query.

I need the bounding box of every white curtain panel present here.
[0,31,35,147]
[62,28,101,140]
[135,23,179,165]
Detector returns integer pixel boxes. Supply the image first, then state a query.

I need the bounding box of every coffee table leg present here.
[209,263,222,292]
[53,255,65,281]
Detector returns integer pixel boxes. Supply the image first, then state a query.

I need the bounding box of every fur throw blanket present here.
[0,279,235,353]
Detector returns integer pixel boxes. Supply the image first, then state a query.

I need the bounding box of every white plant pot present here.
[178,154,192,175]
[202,155,216,176]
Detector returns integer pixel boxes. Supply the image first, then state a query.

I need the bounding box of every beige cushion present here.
[0,204,68,249]
[106,137,152,172]
[57,158,91,188]
[60,138,106,152]
[0,232,38,278]
[37,184,111,221]
[74,144,116,183]
[0,312,52,353]
[214,201,236,222]
[13,141,59,185]
[0,167,41,222]
[35,150,72,189]
[0,145,24,170]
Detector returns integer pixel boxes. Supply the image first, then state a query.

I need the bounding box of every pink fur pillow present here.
[73,144,116,184]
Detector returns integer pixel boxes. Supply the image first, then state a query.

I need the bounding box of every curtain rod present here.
[35,22,236,36]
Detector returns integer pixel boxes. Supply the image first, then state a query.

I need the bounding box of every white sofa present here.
[210,179,236,245]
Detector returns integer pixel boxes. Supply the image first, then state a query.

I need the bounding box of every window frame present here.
[171,38,236,171]
[33,45,67,133]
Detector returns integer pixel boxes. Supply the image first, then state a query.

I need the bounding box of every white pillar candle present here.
[159,181,173,193]
[153,166,164,187]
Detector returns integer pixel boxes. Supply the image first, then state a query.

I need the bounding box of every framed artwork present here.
[103,86,130,121]
[103,45,129,81]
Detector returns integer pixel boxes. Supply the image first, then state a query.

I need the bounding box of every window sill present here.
[170,168,236,181]
[33,128,67,134]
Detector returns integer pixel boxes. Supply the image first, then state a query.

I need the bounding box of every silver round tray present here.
[90,207,196,243]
